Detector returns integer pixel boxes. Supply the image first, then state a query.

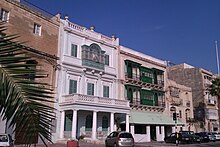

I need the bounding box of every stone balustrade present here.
[62,94,130,108]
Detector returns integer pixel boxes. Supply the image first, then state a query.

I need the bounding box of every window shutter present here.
[105,55,109,65]
[103,86,109,98]
[87,83,94,95]
[71,44,77,57]
[69,80,77,94]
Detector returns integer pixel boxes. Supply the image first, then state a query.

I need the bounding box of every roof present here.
[129,110,184,126]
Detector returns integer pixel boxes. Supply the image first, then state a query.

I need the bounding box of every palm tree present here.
[0,24,55,146]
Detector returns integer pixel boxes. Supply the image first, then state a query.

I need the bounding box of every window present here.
[26,60,37,80]
[69,80,77,94]
[85,115,92,131]
[179,110,182,118]
[33,23,41,36]
[71,44,77,57]
[105,55,109,66]
[103,86,109,98]
[102,116,108,131]
[134,124,146,134]
[87,83,94,95]
[1,9,9,22]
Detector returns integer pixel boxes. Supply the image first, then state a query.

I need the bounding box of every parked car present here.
[195,132,209,142]
[200,132,216,142]
[164,133,191,144]
[179,131,201,143]
[105,131,134,147]
[212,132,220,141]
[0,134,14,147]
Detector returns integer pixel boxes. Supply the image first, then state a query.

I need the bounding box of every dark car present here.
[105,131,134,147]
[195,132,209,142]
[164,133,191,144]
[179,131,201,143]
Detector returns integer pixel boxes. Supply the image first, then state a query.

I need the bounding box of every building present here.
[0,0,60,144]
[54,18,130,142]
[167,63,219,132]
[165,79,195,132]
[117,46,179,142]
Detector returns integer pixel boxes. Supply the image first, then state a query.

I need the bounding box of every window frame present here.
[0,9,9,22]
[69,79,77,94]
[33,23,42,36]
[71,44,78,57]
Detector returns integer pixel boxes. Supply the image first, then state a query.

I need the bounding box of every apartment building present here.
[0,0,60,144]
[117,46,179,142]
[165,79,195,132]
[167,63,219,132]
[54,18,130,142]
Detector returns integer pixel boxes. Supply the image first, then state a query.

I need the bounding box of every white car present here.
[212,132,220,141]
[0,134,14,147]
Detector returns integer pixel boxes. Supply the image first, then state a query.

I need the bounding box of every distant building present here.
[167,63,219,132]
[165,79,195,132]
[54,18,130,142]
[0,0,60,144]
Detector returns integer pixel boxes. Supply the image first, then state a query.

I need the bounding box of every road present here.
[78,141,220,147]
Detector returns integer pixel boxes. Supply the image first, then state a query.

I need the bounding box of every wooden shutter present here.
[69,80,77,94]
[103,86,109,98]
[71,44,77,57]
[87,83,94,95]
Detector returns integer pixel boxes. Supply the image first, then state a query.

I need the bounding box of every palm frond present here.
[0,24,55,145]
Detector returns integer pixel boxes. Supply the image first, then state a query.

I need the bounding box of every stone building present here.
[165,78,195,132]
[117,46,178,142]
[54,18,130,142]
[167,63,219,132]
[0,0,60,144]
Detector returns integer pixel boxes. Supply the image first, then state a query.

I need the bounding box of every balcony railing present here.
[65,21,116,45]
[170,98,183,106]
[125,72,141,81]
[82,59,104,70]
[61,94,129,108]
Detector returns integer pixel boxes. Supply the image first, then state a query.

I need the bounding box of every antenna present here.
[215,41,220,75]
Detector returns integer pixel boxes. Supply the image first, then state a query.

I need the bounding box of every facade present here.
[54,18,130,142]
[118,46,176,142]
[165,79,195,132]
[167,63,219,133]
[0,0,60,144]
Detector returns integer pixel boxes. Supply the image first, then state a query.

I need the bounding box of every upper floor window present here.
[71,44,77,57]
[105,55,109,66]
[26,60,37,80]
[33,23,42,36]
[103,85,109,98]
[69,80,77,94]
[87,83,94,96]
[1,9,9,22]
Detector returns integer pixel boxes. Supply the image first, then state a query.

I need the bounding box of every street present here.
[78,141,220,147]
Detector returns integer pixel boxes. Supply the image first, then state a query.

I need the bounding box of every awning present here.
[129,110,184,126]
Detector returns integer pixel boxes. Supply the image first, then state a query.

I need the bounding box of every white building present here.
[53,18,130,142]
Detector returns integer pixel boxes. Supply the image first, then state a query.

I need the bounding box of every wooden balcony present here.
[60,94,130,109]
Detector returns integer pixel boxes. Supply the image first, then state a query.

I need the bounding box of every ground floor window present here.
[102,116,108,131]
[85,115,92,131]
[134,124,146,134]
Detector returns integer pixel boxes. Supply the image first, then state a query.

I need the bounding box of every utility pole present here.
[215,41,220,75]
[173,112,178,146]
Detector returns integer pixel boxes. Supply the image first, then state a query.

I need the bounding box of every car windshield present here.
[0,135,8,142]
[119,133,133,138]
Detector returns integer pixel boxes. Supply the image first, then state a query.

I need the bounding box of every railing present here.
[62,94,130,108]
[171,98,183,106]
[66,21,115,44]
[20,0,55,19]
[125,72,141,81]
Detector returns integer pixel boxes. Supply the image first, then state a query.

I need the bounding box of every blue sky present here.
[26,0,220,73]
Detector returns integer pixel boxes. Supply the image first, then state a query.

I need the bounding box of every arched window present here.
[102,116,108,131]
[85,115,92,131]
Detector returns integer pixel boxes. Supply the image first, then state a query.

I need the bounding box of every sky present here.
[25,0,220,74]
